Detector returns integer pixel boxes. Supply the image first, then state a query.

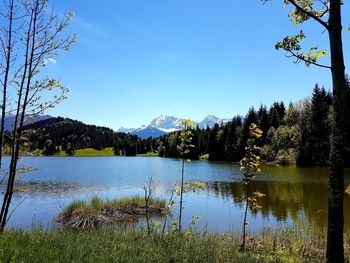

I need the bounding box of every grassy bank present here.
[58,149,158,157]
[58,147,115,157]
[136,152,159,157]
[0,228,349,262]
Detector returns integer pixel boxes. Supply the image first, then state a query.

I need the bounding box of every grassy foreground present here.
[0,228,349,262]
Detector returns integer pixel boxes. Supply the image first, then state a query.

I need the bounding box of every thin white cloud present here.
[43,58,57,66]
[48,58,57,64]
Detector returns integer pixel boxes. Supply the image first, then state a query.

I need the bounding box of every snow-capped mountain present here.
[148,115,182,132]
[118,114,230,139]
[197,114,230,129]
[117,127,136,133]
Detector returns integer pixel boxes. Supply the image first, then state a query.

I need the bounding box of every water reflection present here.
[207,177,350,231]
[1,181,109,198]
[0,157,349,233]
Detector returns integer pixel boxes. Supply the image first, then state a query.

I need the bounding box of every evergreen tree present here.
[269,102,285,129]
[208,123,220,160]
[238,107,258,159]
[257,104,270,145]
[297,99,313,166]
[224,116,242,161]
[284,102,300,127]
[310,85,332,165]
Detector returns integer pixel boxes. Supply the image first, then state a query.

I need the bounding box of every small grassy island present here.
[57,196,167,229]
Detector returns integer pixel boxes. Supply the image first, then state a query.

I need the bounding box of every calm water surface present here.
[1,156,350,233]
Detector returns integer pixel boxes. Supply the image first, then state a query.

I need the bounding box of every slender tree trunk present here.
[178,158,185,233]
[162,184,175,235]
[0,1,37,234]
[241,183,250,251]
[0,0,14,180]
[326,1,347,262]
[145,194,150,235]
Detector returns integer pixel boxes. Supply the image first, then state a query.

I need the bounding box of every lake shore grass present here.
[0,227,349,262]
[57,196,167,229]
[58,147,116,157]
[136,152,159,157]
[58,149,158,157]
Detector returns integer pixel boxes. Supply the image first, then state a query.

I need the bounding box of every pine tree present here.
[239,108,258,159]
[310,85,332,166]
[257,104,270,145]
[297,99,313,166]
[208,124,220,160]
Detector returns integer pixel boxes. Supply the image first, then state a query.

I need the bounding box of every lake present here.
[1,156,350,234]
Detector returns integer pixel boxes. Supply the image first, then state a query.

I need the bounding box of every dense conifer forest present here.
[21,118,156,156]
[158,80,350,166]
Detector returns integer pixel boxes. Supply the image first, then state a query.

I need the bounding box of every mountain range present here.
[2,113,231,139]
[4,113,52,131]
[118,115,230,139]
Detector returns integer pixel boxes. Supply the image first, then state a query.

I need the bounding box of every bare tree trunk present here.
[0,0,37,234]
[162,183,176,235]
[0,0,14,179]
[144,189,150,235]
[326,1,347,262]
[0,0,72,234]
[178,158,185,233]
[142,176,157,235]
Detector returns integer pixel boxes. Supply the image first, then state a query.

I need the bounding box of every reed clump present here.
[56,196,167,229]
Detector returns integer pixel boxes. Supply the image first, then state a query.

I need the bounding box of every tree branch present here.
[287,0,329,29]
[5,198,25,224]
[286,49,331,69]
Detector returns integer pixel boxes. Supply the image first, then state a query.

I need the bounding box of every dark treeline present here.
[22,117,156,156]
[157,80,350,167]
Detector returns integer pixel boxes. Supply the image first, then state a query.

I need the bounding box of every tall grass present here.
[57,196,167,229]
[0,227,348,262]
[107,195,166,208]
[62,195,166,216]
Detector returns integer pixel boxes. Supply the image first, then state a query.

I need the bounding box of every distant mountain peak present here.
[197,115,230,129]
[118,114,230,139]
[4,114,52,131]
[149,115,182,130]
[117,127,136,133]
[202,114,219,121]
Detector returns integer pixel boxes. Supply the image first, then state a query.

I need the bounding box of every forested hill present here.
[157,82,350,167]
[22,117,155,156]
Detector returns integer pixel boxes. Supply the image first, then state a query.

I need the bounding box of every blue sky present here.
[44,0,349,130]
